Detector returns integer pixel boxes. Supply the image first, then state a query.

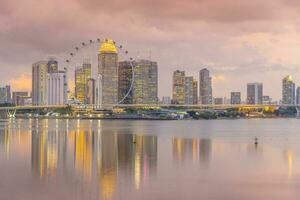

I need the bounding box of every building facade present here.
[172,70,185,104]
[185,76,194,105]
[247,83,263,105]
[75,62,91,103]
[296,87,300,105]
[230,92,241,104]
[0,85,11,104]
[214,97,223,105]
[45,71,67,105]
[32,61,48,105]
[192,79,198,104]
[282,75,295,105]
[47,58,58,73]
[118,59,158,104]
[98,39,118,106]
[199,68,212,104]
[86,78,96,105]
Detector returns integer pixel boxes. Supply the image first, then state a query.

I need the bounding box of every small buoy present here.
[254,137,258,145]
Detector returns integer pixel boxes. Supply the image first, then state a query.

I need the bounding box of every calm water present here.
[1,118,300,200]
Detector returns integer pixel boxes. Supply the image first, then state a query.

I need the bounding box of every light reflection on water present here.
[0,119,300,200]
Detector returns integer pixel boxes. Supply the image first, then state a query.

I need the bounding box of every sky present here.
[1,0,300,101]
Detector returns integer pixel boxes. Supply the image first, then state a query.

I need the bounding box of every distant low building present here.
[230,92,241,104]
[214,97,223,105]
[162,96,171,104]
[263,96,272,105]
[12,91,29,105]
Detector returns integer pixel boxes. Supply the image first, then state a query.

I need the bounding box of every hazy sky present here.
[1,0,300,100]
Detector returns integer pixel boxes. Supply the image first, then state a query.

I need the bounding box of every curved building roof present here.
[99,39,118,53]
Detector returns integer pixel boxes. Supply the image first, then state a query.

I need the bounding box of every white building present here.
[45,71,67,105]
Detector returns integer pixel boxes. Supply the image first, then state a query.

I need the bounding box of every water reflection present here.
[172,137,211,165]
[1,119,300,200]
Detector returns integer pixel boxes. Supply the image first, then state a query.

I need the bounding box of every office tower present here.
[214,97,223,105]
[185,76,194,104]
[192,79,198,104]
[98,39,118,105]
[172,70,185,104]
[247,83,263,104]
[118,59,158,104]
[96,74,103,108]
[0,85,11,104]
[296,87,300,105]
[86,78,96,105]
[231,92,241,104]
[162,96,171,104]
[12,91,29,105]
[32,61,48,105]
[75,62,91,103]
[199,68,212,104]
[282,75,295,105]
[47,58,58,73]
[45,71,67,105]
[118,61,133,104]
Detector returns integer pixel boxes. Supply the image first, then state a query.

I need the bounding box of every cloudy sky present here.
[1,0,300,100]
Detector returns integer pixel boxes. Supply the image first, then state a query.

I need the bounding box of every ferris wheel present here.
[64,38,135,107]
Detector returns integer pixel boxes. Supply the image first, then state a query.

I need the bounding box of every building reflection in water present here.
[172,137,211,165]
[28,119,157,200]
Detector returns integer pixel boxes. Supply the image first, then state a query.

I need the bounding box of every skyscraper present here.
[0,85,11,104]
[86,78,96,105]
[282,75,295,105]
[172,70,185,104]
[45,70,67,105]
[98,39,118,106]
[247,83,263,105]
[75,62,91,103]
[231,92,241,104]
[118,59,158,104]
[192,79,198,104]
[296,87,300,105]
[199,68,212,105]
[32,61,48,105]
[185,76,194,104]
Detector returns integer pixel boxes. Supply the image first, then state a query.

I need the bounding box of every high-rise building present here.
[118,59,158,104]
[192,79,198,104]
[47,58,58,73]
[75,62,91,103]
[98,39,118,106]
[0,85,11,104]
[199,68,212,104]
[118,61,133,104]
[185,76,194,104]
[282,75,295,105]
[172,70,185,104]
[230,92,241,104]
[32,61,48,105]
[86,78,96,105]
[45,71,67,105]
[12,91,29,105]
[296,87,300,105]
[247,83,263,104]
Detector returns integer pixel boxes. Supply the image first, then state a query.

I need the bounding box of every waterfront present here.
[1,119,300,200]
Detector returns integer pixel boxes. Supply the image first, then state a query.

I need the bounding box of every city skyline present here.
[3,0,300,100]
